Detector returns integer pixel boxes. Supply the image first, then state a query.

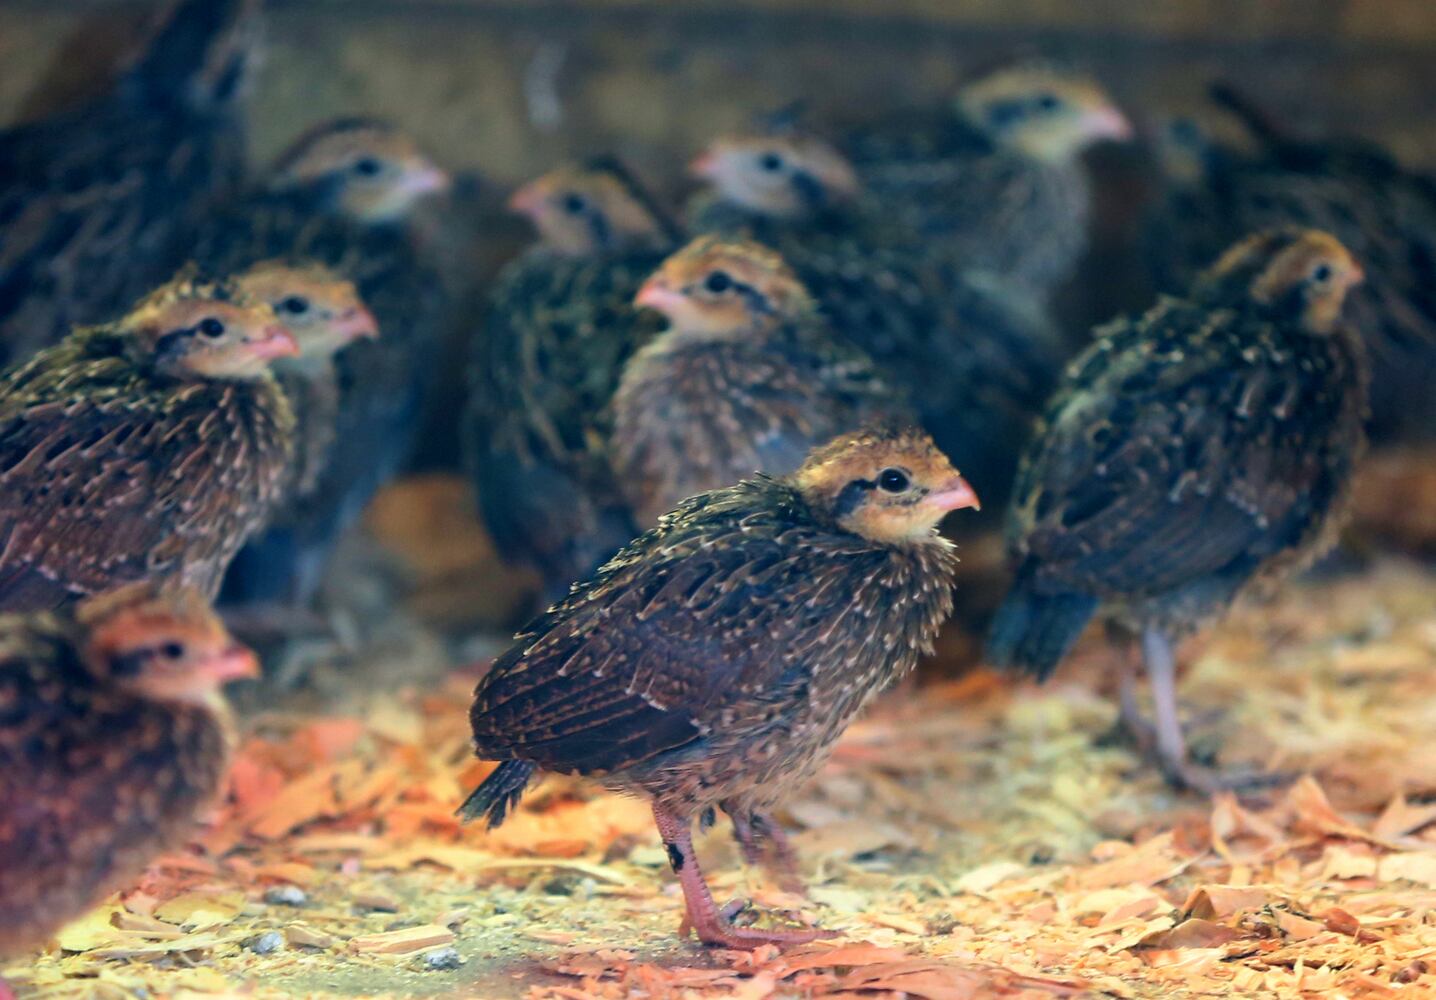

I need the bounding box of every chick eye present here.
[704,270,733,294]
[758,152,785,172]
[878,468,910,493]
[197,317,226,338]
[279,296,310,315]
[161,642,186,660]
[562,193,588,215]
[1311,263,1333,283]
[352,157,383,177]
[1034,92,1061,112]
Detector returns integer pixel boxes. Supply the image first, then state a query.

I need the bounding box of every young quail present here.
[1144,85,1436,444]
[688,131,1065,508]
[464,159,682,601]
[987,229,1368,791]
[845,62,1131,300]
[613,236,902,527]
[189,119,451,605]
[0,269,297,611]
[219,261,379,608]
[462,426,979,948]
[0,586,256,984]
[0,0,258,367]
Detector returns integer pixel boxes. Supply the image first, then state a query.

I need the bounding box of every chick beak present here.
[507,182,543,218]
[926,474,982,513]
[248,325,301,360]
[402,164,452,197]
[688,150,719,179]
[634,276,686,314]
[337,305,380,341]
[205,645,261,683]
[1083,104,1134,142]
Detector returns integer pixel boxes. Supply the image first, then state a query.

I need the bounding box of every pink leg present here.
[652,802,831,949]
[0,976,14,1000]
[729,809,806,895]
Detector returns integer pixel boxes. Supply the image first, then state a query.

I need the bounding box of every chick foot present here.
[727,808,806,895]
[655,803,833,950]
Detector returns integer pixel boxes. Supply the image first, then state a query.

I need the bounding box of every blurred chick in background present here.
[0,0,260,368]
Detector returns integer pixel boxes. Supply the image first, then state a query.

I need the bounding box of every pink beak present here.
[634,277,686,314]
[249,325,301,360]
[1084,105,1134,142]
[337,305,380,341]
[507,182,543,218]
[401,165,452,197]
[688,150,719,179]
[926,474,982,513]
[206,645,261,683]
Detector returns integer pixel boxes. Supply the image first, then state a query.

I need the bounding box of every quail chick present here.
[1144,86,1436,444]
[465,159,682,602]
[987,229,1368,791]
[462,426,979,948]
[219,262,378,608]
[0,0,258,367]
[845,62,1131,299]
[0,270,297,611]
[613,236,903,527]
[190,119,451,606]
[0,586,256,985]
[688,132,1065,507]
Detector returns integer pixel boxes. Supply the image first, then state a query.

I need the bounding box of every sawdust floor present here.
[6,546,1436,999]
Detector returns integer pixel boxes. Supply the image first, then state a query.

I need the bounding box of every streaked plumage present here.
[0,271,296,611]
[1144,86,1436,443]
[687,132,1064,505]
[613,237,904,527]
[0,0,258,367]
[189,120,450,606]
[0,586,256,972]
[988,229,1368,789]
[843,63,1130,300]
[463,427,977,947]
[464,159,681,600]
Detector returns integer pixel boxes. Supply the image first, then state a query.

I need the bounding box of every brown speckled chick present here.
[463,427,979,948]
[612,236,905,528]
[0,586,256,981]
[845,62,1131,299]
[987,229,1368,791]
[0,270,297,612]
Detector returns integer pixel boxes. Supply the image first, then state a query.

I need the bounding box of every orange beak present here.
[926,474,981,513]
[634,276,686,314]
[337,305,380,341]
[248,325,301,360]
[688,150,719,179]
[207,645,261,683]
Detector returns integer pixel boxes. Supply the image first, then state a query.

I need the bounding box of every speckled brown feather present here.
[0,0,257,367]
[469,428,959,818]
[990,229,1368,677]
[0,292,293,610]
[0,595,236,958]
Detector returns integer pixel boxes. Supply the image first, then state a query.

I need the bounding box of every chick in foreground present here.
[0,270,297,611]
[462,427,979,948]
[1144,85,1436,444]
[0,586,255,985]
[219,261,379,608]
[465,159,681,601]
[689,131,1064,509]
[190,120,450,607]
[988,229,1368,791]
[845,62,1131,299]
[0,0,258,367]
[613,236,903,527]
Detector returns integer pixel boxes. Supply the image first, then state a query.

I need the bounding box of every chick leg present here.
[0,977,13,1000]
[652,802,830,949]
[728,808,805,895]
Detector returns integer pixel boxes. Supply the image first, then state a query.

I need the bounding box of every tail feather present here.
[985,586,1098,682]
[125,0,259,107]
[456,760,536,829]
[1208,81,1286,147]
